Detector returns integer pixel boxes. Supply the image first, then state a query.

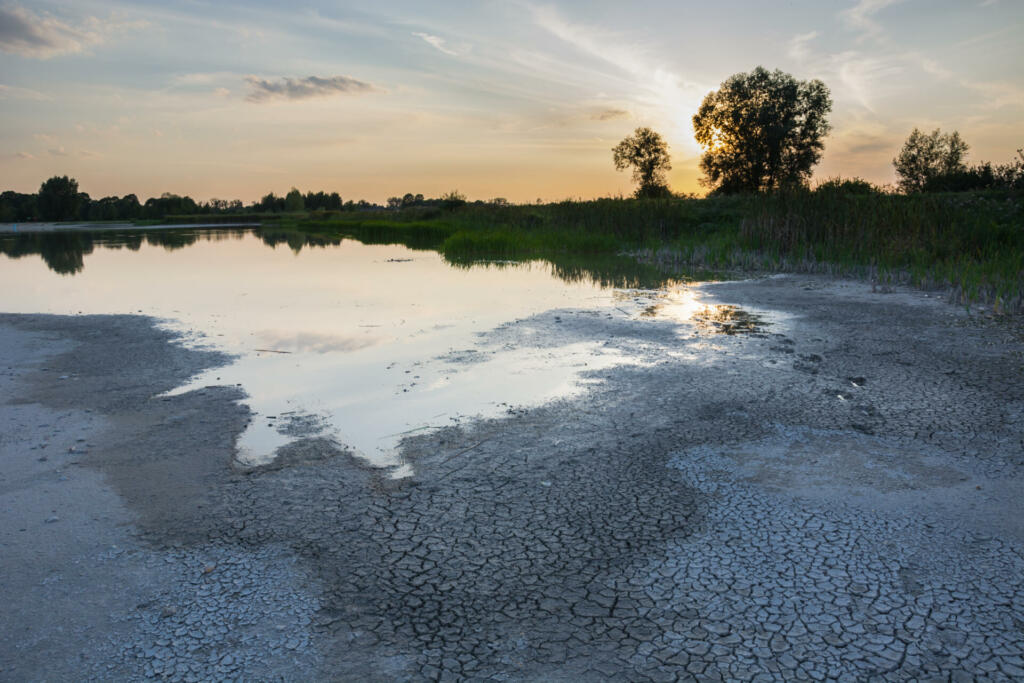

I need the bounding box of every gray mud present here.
[2,274,1023,681]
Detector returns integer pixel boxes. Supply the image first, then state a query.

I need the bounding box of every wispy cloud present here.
[592,108,630,121]
[48,146,68,156]
[528,4,707,146]
[0,4,145,58]
[244,75,381,103]
[412,32,459,56]
[788,32,818,61]
[172,71,237,86]
[839,0,905,40]
[832,51,905,112]
[0,83,50,100]
[968,80,1024,109]
[786,31,926,112]
[15,151,34,159]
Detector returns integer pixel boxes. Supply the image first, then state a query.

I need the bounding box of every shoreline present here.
[2,275,1023,680]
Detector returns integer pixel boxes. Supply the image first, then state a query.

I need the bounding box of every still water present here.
[0,228,712,475]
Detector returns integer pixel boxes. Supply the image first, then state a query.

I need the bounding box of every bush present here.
[815,177,881,195]
[440,190,467,211]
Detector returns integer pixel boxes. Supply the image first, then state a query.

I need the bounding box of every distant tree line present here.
[0,177,489,223]
[384,190,471,211]
[0,177,389,223]
[0,176,252,222]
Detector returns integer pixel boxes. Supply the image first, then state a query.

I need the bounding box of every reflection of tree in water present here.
[39,233,94,275]
[0,228,247,275]
[0,233,41,260]
[123,234,143,251]
[257,230,344,254]
[0,232,94,275]
[265,226,679,289]
[443,252,675,290]
[2,225,685,291]
[145,231,199,251]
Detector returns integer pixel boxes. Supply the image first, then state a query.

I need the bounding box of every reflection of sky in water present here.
[2,231,701,474]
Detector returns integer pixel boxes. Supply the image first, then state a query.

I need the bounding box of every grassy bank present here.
[736,191,1023,311]
[140,191,1024,311]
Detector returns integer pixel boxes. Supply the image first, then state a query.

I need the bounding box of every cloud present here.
[840,0,905,40]
[840,131,898,155]
[33,132,57,144]
[48,146,68,156]
[528,5,707,147]
[592,108,630,121]
[833,52,905,112]
[968,81,1024,109]
[15,151,34,159]
[785,32,928,112]
[788,31,818,61]
[412,32,458,56]
[172,72,234,86]
[244,75,380,103]
[0,83,50,100]
[0,4,144,58]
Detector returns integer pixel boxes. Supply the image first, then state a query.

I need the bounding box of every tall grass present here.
[270,191,1023,312]
[736,191,1024,311]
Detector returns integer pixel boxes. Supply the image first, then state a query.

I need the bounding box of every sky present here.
[1,0,1022,203]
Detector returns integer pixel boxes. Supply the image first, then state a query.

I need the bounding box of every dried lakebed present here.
[1,275,1023,681]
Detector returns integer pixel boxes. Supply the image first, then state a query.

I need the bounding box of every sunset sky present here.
[1,0,1022,203]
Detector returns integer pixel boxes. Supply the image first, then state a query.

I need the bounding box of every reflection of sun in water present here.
[619,286,704,321]
[691,304,767,336]
[618,287,770,337]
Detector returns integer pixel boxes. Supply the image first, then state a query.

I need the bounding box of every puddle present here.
[606,287,769,337]
[1,228,701,475]
[692,304,768,336]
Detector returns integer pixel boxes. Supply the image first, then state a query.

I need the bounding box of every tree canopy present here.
[284,187,305,212]
[893,128,969,193]
[693,67,832,194]
[37,176,81,221]
[612,127,672,198]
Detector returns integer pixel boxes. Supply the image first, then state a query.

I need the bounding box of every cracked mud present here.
[2,275,1023,681]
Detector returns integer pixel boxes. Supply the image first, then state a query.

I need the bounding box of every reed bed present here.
[270,190,1022,312]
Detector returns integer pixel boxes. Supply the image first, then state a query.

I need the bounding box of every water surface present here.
[2,228,724,474]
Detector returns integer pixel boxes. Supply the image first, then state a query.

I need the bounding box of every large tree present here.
[892,128,969,193]
[612,127,672,198]
[37,175,81,221]
[284,187,305,212]
[693,67,832,194]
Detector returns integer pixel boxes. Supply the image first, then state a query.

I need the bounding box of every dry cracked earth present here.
[1,275,1023,681]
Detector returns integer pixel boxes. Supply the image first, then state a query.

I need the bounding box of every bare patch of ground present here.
[2,274,1023,680]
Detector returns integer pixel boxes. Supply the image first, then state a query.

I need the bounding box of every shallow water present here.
[0,228,761,475]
